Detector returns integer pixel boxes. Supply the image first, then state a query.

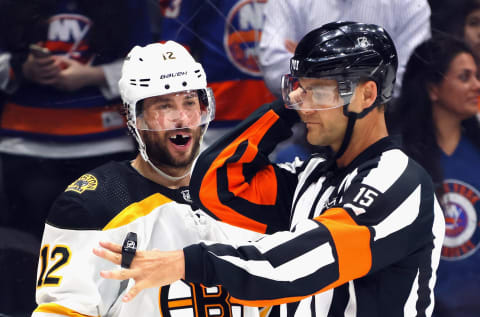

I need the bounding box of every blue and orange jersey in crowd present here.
[0,0,151,143]
[159,0,275,129]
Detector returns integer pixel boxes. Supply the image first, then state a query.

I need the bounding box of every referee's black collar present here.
[337,135,402,173]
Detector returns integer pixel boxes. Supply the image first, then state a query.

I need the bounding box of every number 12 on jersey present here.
[37,244,71,287]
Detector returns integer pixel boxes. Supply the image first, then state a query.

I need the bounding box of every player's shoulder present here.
[63,160,136,200]
[47,160,163,230]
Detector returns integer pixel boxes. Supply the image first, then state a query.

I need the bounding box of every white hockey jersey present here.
[32,161,260,317]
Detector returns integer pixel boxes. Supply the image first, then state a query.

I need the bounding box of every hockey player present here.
[32,41,259,317]
[94,22,445,316]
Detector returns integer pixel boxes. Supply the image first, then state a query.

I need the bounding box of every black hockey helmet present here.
[286,21,398,107]
[282,22,398,161]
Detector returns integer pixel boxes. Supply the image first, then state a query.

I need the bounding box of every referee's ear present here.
[350,80,378,113]
[359,80,378,109]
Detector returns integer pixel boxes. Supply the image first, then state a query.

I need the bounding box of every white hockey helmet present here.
[119,41,215,132]
[119,41,216,180]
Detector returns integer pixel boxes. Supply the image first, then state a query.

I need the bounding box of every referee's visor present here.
[281,74,358,110]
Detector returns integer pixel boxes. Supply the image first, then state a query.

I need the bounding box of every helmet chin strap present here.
[333,102,378,161]
[146,158,190,181]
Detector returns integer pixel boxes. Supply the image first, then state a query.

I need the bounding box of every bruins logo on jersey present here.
[66,174,98,194]
[159,281,244,317]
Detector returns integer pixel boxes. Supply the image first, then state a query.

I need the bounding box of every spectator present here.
[430,0,480,52]
[157,0,275,147]
[463,0,480,63]
[430,0,480,114]
[0,0,151,314]
[259,0,432,98]
[0,0,151,240]
[389,37,480,317]
[32,41,259,317]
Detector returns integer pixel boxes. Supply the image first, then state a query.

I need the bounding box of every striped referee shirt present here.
[187,100,445,317]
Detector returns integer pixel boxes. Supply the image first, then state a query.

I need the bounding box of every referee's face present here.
[296,77,349,151]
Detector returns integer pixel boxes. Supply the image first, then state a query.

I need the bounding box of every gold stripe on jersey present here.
[103,193,173,230]
[259,306,272,317]
[168,298,193,308]
[34,303,97,317]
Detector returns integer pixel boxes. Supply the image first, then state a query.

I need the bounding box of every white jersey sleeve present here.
[33,223,127,317]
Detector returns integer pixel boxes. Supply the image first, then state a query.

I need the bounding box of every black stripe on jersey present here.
[415,245,434,317]
[263,222,336,268]
[287,301,301,316]
[343,157,430,227]
[407,173,435,316]
[186,222,341,302]
[203,220,332,269]
[327,283,349,316]
[310,294,316,317]
[307,189,327,220]
[214,140,293,233]
[290,161,327,223]
[198,249,340,302]
[202,243,270,262]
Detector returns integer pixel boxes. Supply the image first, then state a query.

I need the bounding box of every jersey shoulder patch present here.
[65,174,98,194]
[48,161,162,230]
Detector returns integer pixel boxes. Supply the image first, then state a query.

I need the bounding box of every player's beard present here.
[142,127,202,170]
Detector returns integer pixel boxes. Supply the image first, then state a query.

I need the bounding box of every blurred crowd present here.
[0,0,479,316]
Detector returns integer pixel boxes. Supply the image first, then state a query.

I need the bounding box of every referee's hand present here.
[93,241,185,302]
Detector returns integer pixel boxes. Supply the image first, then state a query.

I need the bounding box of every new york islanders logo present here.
[45,13,93,63]
[224,0,267,76]
[441,179,480,260]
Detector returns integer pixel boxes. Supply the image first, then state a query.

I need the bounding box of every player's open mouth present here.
[169,133,191,146]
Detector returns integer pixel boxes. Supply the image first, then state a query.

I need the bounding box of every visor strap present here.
[335,105,357,159]
[356,102,377,118]
[336,98,379,158]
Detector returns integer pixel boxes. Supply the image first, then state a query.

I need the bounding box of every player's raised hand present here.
[93,241,185,302]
